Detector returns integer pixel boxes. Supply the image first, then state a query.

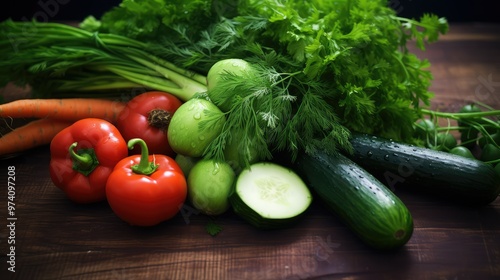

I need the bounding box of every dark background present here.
[1,0,499,23]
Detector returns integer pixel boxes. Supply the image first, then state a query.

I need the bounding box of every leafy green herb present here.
[86,0,448,142]
[205,218,223,237]
[0,0,450,166]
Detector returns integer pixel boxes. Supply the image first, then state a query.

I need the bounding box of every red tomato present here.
[116,91,182,156]
[106,139,187,226]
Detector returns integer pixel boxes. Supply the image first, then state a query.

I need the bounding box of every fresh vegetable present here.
[294,150,413,250]
[167,98,226,157]
[414,119,436,141]
[0,118,72,156]
[434,132,457,151]
[49,118,128,203]
[458,103,484,125]
[187,159,235,216]
[206,58,258,112]
[458,104,483,148]
[229,162,312,230]
[421,104,500,150]
[346,133,500,206]
[420,104,500,162]
[478,132,500,148]
[495,163,500,178]
[480,143,500,163]
[449,146,475,159]
[0,0,449,169]
[460,128,479,149]
[106,138,187,226]
[175,154,200,177]
[116,91,182,156]
[0,98,126,123]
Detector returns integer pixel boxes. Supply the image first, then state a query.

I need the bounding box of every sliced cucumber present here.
[229,162,312,229]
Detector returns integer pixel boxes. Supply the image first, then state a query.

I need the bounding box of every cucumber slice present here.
[229,162,312,229]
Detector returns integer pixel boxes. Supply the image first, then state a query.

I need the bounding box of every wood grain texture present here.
[1,23,500,280]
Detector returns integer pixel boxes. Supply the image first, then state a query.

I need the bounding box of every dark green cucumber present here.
[294,151,413,250]
[346,133,500,206]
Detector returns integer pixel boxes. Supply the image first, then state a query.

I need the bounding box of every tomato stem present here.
[69,142,99,176]
[128,138,159,175]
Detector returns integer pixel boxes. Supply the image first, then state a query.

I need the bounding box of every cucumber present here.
[346,133,500,206]
[294,151,413,250]
[229,162,312,229]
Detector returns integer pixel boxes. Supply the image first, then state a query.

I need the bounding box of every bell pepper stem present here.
[69,142,99,176]
[128,138,159,175]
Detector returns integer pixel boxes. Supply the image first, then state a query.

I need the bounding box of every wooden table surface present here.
[1,23,500,280]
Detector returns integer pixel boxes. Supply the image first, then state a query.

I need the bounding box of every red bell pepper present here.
[106,138,187,226]
[49,118,128,204]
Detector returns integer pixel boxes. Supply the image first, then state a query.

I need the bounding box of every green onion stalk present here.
[0,20,207,101]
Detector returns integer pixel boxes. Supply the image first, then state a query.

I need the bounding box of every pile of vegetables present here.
[1,0,499,250]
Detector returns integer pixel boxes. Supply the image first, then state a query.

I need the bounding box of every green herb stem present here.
[0,20,208,101]
[422,109,500,120]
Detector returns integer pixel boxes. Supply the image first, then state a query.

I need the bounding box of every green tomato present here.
[480,143,500,163]
[460,127,479,149]
[478,132,500,148]
[207,58,253,91]
[434,132,457,151]
[414,119,436,140]
[457,103,482,126]
[206,58,256,112]
[457,104,484,149]
[175,154,200,177]
[494,163,500,179]
[449,146,475,159]
[188,159,235,216]
[167,98,226,157]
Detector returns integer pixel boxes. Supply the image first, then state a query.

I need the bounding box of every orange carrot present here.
[0,118,72,156]
[0,98,126,123]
